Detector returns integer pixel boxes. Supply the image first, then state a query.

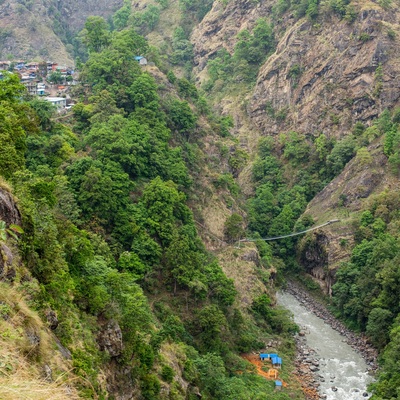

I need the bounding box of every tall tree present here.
[81,16,110,53]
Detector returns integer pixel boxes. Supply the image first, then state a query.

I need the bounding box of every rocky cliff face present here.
[0,187,21,282]
[54,0,123,32]
[250,4,400,139]
[190,0,400,292]
[0,187,20,226]
[192,0,273,79]
[193,1,400,139]
[0,0,123,63]
[295,139,394,294]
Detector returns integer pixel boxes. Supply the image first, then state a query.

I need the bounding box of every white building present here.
[37,83,46,96]
[45,96,66,109]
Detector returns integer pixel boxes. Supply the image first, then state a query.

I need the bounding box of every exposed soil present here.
[242,352,322,399]
[241,353,288,386]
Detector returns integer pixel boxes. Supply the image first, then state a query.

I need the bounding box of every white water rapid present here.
[277,291,374,400]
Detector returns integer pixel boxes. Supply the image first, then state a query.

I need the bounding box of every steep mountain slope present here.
[189,0,400,261]
[0,0,72,64]
[250,3,400,139]
[192,0,273,79]
[3,0,400,398]
[299,139,394,293]
[189,3,400,397]
[192,0,400,138]
[0,22,306,398]
[0,186,81,399]
[0,0,123,63]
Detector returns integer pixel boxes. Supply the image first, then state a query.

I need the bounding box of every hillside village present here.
[0,56,149,111]
[0,60,76,110]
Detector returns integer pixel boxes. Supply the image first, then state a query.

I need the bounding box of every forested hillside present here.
[2,0,400,399]
[0,11,301,399]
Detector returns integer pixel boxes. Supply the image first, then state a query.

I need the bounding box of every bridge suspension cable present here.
[239,219,340,243]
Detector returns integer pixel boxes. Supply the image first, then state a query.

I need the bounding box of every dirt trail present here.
[241,354,288,386]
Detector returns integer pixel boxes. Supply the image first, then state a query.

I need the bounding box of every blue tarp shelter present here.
[259,353,278,360]
[272,356,282,367]
[275,380,283,390]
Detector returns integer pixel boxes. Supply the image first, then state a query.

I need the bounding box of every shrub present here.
[161,365,175,383]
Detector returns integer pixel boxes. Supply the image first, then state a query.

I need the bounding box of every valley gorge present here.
[1,0,400,399]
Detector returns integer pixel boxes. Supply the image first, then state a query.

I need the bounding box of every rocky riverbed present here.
[280,281,377,400]
[285,281,378,371]
[293,336,321,400]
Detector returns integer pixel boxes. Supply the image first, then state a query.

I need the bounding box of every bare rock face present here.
[0,188,21,227]
[45,309,59,331]
[56,0,124,33]
[26,328,41,347]
[192,0,275,79]
[192,1,400,138]
[298,232,329,271]
[43,364,53,382]
[250,6,400,139]
[98,319,123,357]
[104,360,139,400]
[297,231,336,294]
[0,188,20,282]
[241,249,260,266]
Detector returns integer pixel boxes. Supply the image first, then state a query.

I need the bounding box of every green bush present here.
[161,365,175,383]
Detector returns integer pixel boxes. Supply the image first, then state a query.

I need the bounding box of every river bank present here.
[293,332,322,400]
[278,282,377,400]
[284,281,378,372]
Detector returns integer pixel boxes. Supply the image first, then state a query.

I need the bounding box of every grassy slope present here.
[0,282,81,400]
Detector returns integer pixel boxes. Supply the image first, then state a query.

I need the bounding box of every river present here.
[277,291,374,400]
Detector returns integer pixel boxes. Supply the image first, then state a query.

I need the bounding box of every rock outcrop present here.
[0,243,14,281]
[191,1,400,292]
[192,0,274,79]
[98,319,123,358]
[0,187,20,282]
[54,0,123,33]
[298,140,395,292]
[0,187,21,226]
[192,1,400,139]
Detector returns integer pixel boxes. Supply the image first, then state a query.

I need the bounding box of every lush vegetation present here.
[322,110,400,399]
[248,108,400,399]
[245,115,379,263]
[6,0,400,398]
[0,18,300,399]
[245,107,400,400]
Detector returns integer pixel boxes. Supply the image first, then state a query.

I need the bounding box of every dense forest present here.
[2,0,400,399]
[0,16,300,400]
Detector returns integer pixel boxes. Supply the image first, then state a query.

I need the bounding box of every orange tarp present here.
[241,354,288,387]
